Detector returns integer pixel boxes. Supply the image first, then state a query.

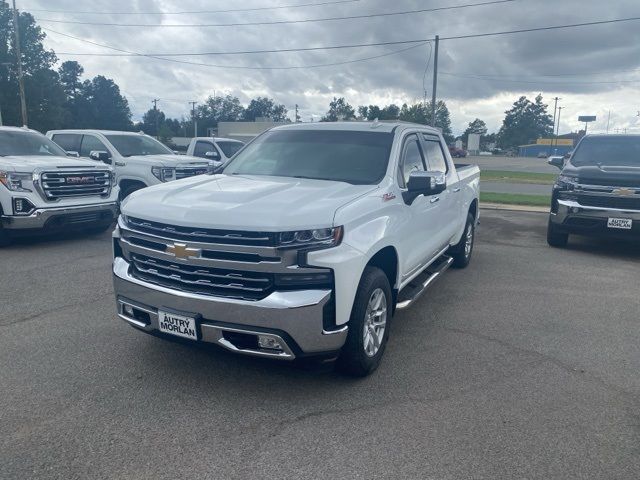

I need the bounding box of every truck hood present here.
[0,155,105,172]
[126,154,209,167]
[565,163,640,188]
[122,174,378,231]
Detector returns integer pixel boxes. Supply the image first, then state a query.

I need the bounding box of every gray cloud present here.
[25,0,640,134]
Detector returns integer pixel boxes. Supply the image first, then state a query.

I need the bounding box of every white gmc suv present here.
[112,122,480,375]
[0,126,118,246]
[47,130,213,199]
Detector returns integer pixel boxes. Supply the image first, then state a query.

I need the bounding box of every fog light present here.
[258,335,283,351]
[571,207,580,213]
[12,197,35,215]
[123,304,134,316]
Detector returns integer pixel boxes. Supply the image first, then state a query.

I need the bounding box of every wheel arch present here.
[365,246,399,310]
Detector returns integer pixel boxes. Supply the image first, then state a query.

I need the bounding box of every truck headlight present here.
[278,226,343,250]
[556,175,578,190]
[0,171,33,192]
[151,167,175,182]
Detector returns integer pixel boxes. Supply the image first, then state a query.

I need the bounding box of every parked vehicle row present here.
[547,134,640,246]
[112,121,480,376]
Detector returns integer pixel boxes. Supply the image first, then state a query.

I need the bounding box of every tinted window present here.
[217,141,244,158]
[422,136,448,173]
[399,135,425,187]
[105,135,173,157]
[224,130,393,185]
[193,140,215,158]
[571,136,640,167]
[51,133,80,153]
[80,135,109,158]
[0,130,67,157]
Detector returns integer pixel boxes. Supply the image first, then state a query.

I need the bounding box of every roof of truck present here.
[270,121,441,135]
[46,129,148,135]
[192,137,243,143]
[0,126,40,133]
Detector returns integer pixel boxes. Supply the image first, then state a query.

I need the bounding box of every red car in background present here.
[449,146,468,158]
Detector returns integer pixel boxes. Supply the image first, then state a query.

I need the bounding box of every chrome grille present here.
[175,166,209,180]
[40,170,110,200]
[130,253,274,300]
[126,216,276,246]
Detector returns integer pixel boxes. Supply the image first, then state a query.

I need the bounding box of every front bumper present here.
[1,202,118,230]
[550,199,640,236]
[112,257,348,360]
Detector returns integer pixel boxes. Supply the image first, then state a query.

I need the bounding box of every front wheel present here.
[337,266,392,377]
[547,219,568,247]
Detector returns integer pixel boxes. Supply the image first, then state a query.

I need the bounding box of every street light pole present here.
[430,35,439,128]
[12,0,28,126]
[550,97,561,148]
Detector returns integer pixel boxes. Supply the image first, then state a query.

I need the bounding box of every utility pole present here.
[189,101,197,137]
[12,0,27,126]
[556,107,563,139]
[550,97,561,147]
[295,104,301,123]
[606,110,611,134]
[430,35,439,128]
[152,98,160,138]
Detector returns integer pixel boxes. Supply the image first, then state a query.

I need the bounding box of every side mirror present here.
[548,156,564,169]
[90,150,112,164]
[564,150,573,160]
[205,150,220,160]
[66,151,80,157]
[404,171,446,204]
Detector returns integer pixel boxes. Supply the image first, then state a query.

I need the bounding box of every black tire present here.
[337,266,392,377]
[119,183,144,201]
[449,213,475,269]
[547,219,568,247]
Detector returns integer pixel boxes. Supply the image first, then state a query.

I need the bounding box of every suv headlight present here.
[0,171,33,192]
[556,174,579,190]
[277,226,343,250]
[151,167,175,182]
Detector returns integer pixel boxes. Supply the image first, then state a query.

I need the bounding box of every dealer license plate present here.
[607,218,632,230]
[158,310,198,340]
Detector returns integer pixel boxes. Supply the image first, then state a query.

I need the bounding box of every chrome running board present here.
[396,255,453,310]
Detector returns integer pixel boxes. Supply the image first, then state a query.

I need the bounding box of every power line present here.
[35,0,518,27]
[45,15,640,57]
[45,28,428,70]
[22,0,361,15]
[440,71,640,85]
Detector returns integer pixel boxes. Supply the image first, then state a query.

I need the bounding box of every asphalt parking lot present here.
[1,210,639,479]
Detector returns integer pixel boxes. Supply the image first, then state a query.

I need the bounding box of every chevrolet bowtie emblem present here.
[166,242,200,260]
[612,188,635,196]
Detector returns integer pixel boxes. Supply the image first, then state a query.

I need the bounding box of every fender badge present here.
[382,192,396,202]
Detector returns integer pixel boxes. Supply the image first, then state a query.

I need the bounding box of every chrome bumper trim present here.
[1,202,118,230]
[113,257,348,355]
[551,199,640,224]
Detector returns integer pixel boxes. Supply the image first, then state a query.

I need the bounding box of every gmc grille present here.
[175,166,209,180]
[41,170,110,200]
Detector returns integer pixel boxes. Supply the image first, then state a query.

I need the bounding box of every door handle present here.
[430,197,440,204]
[115,161,126,167]
[453,187,461,193]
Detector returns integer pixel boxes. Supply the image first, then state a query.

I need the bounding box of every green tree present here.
[58,60,83,99]
[399,100,454,143]
[497,94,554,148]
[243,96,287,122]
[321,97,356,122]
[358,104,400,121]
[196,94,245,135]
[79,75,132,130]
[141,108,166,136]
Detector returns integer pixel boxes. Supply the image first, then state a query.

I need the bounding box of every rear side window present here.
[422,135,448,173]
[398,134,426,188]
[80,135,109,157]
[193,141,216,158]
[51,134,80,153]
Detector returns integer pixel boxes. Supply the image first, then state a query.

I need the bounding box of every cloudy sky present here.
[19,0,640,135]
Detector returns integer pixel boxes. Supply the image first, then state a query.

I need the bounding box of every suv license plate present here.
[158,310,198,340]
[607,218,632,230]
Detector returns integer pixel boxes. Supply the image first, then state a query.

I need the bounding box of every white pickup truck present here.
[47,130,214,199]
[185,136,245,165]
[112,122,480,375]
[0,126,118,246]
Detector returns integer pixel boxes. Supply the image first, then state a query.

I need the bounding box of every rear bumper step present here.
[396,255,453,310]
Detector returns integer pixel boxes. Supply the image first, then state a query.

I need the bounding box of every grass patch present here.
[481,170,557,185]
[480,192,551,207]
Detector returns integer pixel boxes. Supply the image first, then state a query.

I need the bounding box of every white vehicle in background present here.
[186,137,245,165]
[47,130,214,200]
[0,126,118,246]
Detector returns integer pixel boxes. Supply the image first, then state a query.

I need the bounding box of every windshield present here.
[105,134,173,157]
[571,136,640,167]
[223,129,393,185]
[0,130,68,157]
[217,141,244,158]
